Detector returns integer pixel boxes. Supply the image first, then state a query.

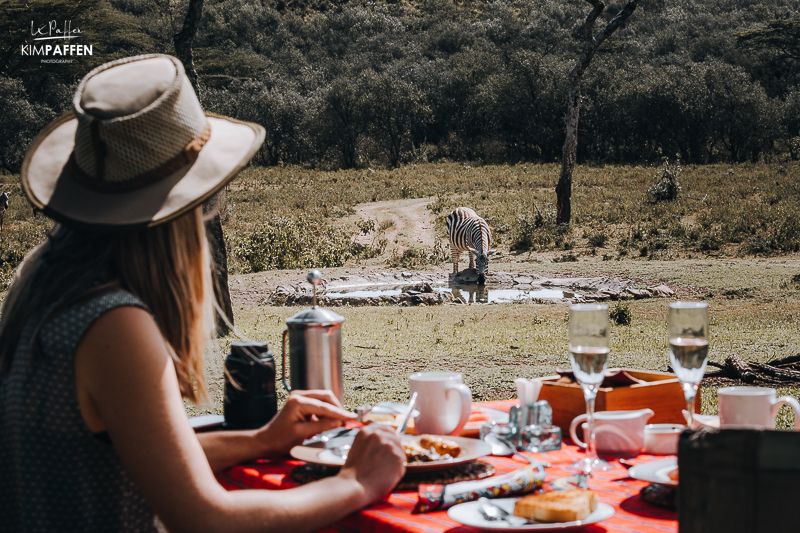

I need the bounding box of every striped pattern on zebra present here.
[446,207,495,284]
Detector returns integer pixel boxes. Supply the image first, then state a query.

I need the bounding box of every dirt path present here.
[348,197,438,259]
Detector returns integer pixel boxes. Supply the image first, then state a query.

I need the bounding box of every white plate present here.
[447,498,615,531]
[290,435,492,471]
[627,457,678,486]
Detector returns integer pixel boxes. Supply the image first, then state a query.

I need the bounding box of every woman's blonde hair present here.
[0,207,214,405]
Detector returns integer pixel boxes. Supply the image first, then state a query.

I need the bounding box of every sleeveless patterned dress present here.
[0,291,160,532]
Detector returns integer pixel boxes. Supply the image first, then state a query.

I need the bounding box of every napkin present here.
[514,378,543,406]
[414,464,545,513]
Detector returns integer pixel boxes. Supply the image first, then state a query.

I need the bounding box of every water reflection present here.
[450,284,489,304]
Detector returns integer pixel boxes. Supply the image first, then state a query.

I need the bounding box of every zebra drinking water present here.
[446,207,495,284]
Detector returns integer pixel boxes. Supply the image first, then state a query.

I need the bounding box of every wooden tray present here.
[537,368,701,434]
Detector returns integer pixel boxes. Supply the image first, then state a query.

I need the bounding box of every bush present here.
[698,234,721,251]
[386,242,448,268]
[232,215,361,272]
[610,303,632,326]
[647,156,682,203]
[587,232,608,248]
[552,253,578,263]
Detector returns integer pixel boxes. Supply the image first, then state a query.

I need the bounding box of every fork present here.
[477,498,532,524]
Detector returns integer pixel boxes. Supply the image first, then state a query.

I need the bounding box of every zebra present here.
[446,207,495,284]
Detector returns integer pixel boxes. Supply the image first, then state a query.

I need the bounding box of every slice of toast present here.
[513,489,598,523]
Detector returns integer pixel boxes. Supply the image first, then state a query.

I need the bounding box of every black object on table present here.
[678,427,800,532]
[223,341,278,429]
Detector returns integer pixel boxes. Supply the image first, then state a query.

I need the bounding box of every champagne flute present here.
[567,303,610,474]
[668,302,709,428]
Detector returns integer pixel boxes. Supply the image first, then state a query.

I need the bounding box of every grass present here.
[188,257,800,430]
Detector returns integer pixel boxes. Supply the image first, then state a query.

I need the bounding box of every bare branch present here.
[595,0,641,48]
[583,0,605,44]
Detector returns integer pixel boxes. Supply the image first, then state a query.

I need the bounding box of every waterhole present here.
[325,284,576,304]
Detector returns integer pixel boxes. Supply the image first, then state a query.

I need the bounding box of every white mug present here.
[718,387,800,430]
[569,409,654,457]
[409,372,472,436]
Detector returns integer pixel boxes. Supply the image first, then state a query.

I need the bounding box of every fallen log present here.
[766,354,800,368]
[749,362,800,382]
[725,354,757,384]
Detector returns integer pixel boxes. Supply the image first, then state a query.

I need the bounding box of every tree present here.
[736,18,800,63]
[367,73,430,167]
[320,76,368,168]
[555,0,640,225]
[174,0,234,336]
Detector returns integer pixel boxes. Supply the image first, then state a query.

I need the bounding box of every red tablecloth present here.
[216,401,677,532]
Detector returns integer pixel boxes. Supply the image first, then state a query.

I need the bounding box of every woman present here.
[0,54,405,532]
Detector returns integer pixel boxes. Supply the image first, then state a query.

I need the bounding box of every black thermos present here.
[223,341,278,430]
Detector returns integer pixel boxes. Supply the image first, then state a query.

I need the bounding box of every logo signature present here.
[22,21,94,61]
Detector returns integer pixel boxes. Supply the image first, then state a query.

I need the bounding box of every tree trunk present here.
[174,0,234,336]
[174,0,204,98]
[204,200,234,336]
[555,0,641,225]
[556,82,581,224]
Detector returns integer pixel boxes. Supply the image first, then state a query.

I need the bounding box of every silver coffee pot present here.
[281,270,345,403]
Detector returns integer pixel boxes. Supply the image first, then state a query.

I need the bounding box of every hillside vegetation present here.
[1,0,799,171]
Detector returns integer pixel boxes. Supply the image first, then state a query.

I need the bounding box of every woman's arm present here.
[74,307,405,533]
[196,390,356,472]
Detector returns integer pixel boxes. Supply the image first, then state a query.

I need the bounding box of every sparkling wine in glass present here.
[668,302,709,428]
[568,304,610,474]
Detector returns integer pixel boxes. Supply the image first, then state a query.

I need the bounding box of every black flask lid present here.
[230,341,272,362]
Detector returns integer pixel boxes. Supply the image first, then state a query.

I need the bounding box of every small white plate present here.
[290,435,492,471]
[628,457,678,486]
[447,498,615,531]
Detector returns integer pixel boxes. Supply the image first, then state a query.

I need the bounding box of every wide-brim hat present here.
[21,54,265,230]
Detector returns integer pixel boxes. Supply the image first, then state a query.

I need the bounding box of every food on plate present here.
[667,467,679,482]
[403,435,462,463]
[513,489,598,523]
[419,435,462,458]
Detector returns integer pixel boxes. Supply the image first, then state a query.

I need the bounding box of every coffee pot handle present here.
[773,396,800,431]
[281,330,292,393]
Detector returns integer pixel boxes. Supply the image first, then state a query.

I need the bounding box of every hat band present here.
[67,120,212,193]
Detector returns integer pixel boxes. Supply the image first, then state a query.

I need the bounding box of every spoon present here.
[484,432,516,456]
[483,433,552,467]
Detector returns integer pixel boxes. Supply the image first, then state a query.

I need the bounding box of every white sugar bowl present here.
[643,424,684,455]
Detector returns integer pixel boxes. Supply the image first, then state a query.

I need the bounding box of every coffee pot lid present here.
[286,306,345,326]
[286,269,345,326]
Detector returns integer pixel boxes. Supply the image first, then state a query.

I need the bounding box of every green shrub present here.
[587,232,608,248]
[232,215,363,272]
[647,157,682,203]
[610,303,632,325]
[698,234,721,251]
[387,242,448,268]
[553,253,578,263]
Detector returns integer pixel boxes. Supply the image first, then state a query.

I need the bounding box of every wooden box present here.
[537,368,701,434]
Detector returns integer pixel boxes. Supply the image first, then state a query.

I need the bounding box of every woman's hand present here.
[337,425,406,503]
[256,390,356,457]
